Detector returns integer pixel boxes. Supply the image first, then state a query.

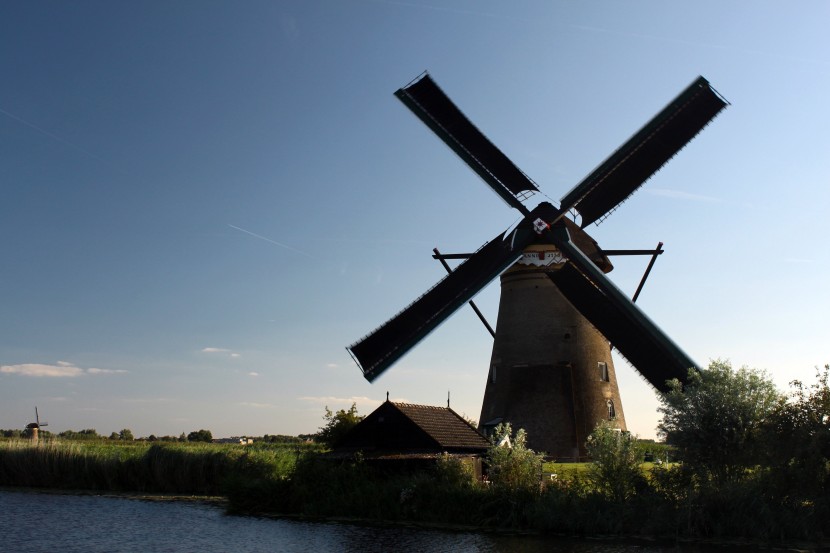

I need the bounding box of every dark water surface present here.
[0,490,755,552]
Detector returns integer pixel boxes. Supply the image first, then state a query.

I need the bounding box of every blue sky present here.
[2,1,828,439]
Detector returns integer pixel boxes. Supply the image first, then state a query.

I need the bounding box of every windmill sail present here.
[395,73,539,212]
[547,223,696,390]
[559,76,728,227]
[349,222,532,381]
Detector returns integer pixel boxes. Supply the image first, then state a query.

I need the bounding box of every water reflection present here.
[0,491,741,553]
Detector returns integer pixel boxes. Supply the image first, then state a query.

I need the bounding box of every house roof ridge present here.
[392,401,448,410]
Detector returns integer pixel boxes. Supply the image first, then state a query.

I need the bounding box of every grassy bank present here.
[0,439,311,495]
[3,440,827,545]
[224,454,829,544]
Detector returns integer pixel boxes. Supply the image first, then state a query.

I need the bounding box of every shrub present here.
[486,423,544,492]
[585,421,646,502]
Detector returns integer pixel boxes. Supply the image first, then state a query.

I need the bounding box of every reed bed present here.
[0,440,305,495]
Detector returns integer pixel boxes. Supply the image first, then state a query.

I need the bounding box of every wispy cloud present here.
[325,363,339,369]
[247,372,260,377]
[647,188,722,203]
[297,395,385,409]
[201,347,241,358]
[87,367,128,375]
[1,361,127,378]
[240,401,278,409]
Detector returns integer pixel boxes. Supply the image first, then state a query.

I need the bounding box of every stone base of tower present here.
[479,265,627,460]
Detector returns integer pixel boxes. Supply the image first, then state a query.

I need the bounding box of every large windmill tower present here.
[348,73,727,457]
[478,234,626,460]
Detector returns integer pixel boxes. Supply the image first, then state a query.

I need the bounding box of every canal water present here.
[0,490,751,552]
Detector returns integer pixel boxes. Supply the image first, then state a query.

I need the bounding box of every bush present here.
[585,421,646,502]
[486,423,544,492]
[315,403,363,447]
[658,360,782,483]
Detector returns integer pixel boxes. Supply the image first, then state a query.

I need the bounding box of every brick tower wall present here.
[478,264,627,460]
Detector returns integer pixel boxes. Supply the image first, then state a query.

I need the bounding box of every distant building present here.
[213,437,254,445]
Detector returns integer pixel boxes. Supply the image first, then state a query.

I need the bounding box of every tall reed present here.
[0,440,302,495]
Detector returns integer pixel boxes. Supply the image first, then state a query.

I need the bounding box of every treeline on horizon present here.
[0,427,315,444]
[1,361,828,544]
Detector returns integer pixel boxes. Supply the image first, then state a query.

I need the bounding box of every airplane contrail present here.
[228,224,316,260]
[0,106,132,176]
[1,107,104,159]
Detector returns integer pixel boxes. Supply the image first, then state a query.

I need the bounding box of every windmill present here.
[347,73,727,458]
[26,406,48,443]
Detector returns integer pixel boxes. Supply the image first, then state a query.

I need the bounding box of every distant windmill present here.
[25,407,48,443]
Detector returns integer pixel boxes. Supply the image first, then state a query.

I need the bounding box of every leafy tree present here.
[261,434,305,444]
[59,429,100,440]
[763,364,830,493]
[658,359,782,483]
[585,421,645,501]
[109,431,120,440]
[178,432,187,442]
[119,429,134,441]
[316,403,363,447]
[486,423,544,491]
[187,429,213,442]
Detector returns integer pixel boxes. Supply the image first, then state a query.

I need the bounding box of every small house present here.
[332,400,490,476]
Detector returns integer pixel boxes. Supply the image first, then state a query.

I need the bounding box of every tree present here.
[762,364,830,493]
[585,421,645,501]
[316,403,363,447]
[119,429,134,441]
[187,429,213,443]
[59,429,100,440]
[486,423,544,491]
[657,360,782,483]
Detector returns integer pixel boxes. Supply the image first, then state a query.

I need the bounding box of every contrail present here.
[228,224,316,260]
[0,106,132,176]
[0,107,97,154]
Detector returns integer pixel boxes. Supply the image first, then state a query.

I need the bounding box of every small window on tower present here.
[598,362,609,382]
[607,399,616,420]
[490,365,497,384]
